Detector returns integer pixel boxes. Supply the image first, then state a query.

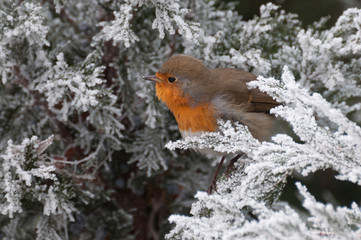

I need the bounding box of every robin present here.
[143,55,279,194]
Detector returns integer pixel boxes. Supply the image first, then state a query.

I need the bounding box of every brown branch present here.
[147,198,163,240]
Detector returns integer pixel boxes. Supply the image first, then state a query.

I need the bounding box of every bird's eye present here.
[168,77,176,83]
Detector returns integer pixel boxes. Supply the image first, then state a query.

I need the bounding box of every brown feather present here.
[248,88,280,112]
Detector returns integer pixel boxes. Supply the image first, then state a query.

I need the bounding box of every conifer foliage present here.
[0,0,360,239]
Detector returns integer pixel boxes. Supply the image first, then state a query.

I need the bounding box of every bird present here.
[143,55,280,194]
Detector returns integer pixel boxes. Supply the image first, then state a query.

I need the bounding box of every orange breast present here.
[173,103,218,132]
[155,82,217,133]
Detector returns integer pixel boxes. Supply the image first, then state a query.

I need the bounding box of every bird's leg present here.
[207,156,226,194]
[225,153,243,178]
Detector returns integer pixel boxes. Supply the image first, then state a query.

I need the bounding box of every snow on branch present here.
[37,52,106,121]
[93,2,139,48]
[252,66,361,138]
[332,8,361,57]
[165,119,260,156]
[280,7,361,112]
[0,135,76,220]
[166,66,361,239]
[0,2,49,47]
[93,0,201,47]
[150,0,201,40]
[250,66,361,183]
[0,2,49,84]
[297,183,361,239]
[206,2,300,75]
[220,183,361,239]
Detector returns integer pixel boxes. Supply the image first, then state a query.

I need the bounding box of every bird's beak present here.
[143,75,161,83]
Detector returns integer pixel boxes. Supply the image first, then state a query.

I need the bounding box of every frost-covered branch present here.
[0,135,76,220]
[150,0,201,40]
[218,183,361,240]
[93,0,201,48]
[0,2,49,84]
[166,119,260,156]
[36,52,106,121]
[93,2,139,48]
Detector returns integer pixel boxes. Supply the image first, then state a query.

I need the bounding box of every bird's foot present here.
[207,156,226,195]
[207,180,217,194]
[225,154,243,178]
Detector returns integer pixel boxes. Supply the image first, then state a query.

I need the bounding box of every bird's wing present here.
[209,68,280,141]
[210,68,280,113]
[247,88,280,112]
